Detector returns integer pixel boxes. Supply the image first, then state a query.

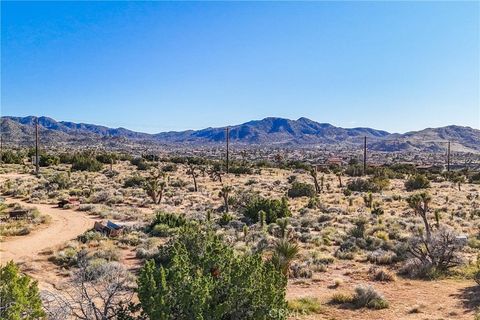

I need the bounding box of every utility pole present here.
[35,117,39,175]
[226,127,230,174]
[447,141,451,172]
[363,136,367,175]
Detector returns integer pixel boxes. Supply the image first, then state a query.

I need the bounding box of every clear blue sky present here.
[2,1,479,133]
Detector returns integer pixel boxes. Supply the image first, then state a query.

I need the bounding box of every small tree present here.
[0,261,45,320]
[137,226,288,319]
[186,163,198,192]
[309,168,321,194]
[219,185,233,213]
[407,192,432,240]
[144,170,168,205]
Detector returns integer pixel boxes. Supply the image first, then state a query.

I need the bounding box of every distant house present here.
[314,157,344,171]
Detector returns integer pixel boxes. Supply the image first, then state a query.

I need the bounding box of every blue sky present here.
[1,1,479,133]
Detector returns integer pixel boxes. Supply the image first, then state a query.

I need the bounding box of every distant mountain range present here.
[2,116,479,153]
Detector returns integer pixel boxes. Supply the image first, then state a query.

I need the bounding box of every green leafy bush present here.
[1,150,24,164]
[71,155,103,172]
[39,153,60,167]
[244,196,291,224]
[137,226,287,319]
[347,177,389,193]
[287,182,315,198]
[0,261,45,319]
[123,175,146,188]
[405,174,430,191]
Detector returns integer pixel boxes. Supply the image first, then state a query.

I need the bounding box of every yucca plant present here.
[271,238,299,276]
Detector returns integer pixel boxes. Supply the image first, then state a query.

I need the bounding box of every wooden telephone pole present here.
[35,117,39,175]
[447,141,451,172]
[363,136,367,175]
[226,127,230,174]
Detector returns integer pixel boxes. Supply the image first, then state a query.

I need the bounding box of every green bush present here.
[0,261,45,319]
[1,150,24,164]
[131,157,151,171]
[150,212,187,231]
[71,155,103,172]
[137,226,287,319]
[347,177,388,193]
[38,153,60,167]
[287,182,315,198]
[96,152,118,164]
[123,175,146,188]
[244,196,291,224]
[405,174,430,191]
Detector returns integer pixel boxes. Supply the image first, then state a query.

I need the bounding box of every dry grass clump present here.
[288,297,323,315]
[0,203,50,238]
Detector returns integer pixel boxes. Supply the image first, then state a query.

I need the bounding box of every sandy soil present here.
[287,261,480,320]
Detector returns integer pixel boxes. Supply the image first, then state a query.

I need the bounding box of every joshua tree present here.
[219,185,233,213]
[276,218,289,239]
[208,164,223,183]
[407,192,432,240]
[271,238,299,276]
[309,167,321,194]
[363,192,373,209]
[144,170,168,204]
[186,163,198,192]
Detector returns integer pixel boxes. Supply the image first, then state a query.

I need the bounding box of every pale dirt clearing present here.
[286,261,480,320]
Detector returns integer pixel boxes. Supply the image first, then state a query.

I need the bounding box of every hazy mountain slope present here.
[1,116,478,153]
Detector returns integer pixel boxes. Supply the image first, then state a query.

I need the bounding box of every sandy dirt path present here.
[0,173,97,288]
[0,198,96,263]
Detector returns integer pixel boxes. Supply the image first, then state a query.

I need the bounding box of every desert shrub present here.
[39,153,60,167]
[370,267,396,282]
[93,242,121,261]
[229,165,253,175]
[0,261,45,319]
[77,230,106,243]
[288,297,323,315]
[131,157,151,171]
[1,150,24,164]
[469,172,480,184]
[243,196,291,224]
[330,293,354,304]
[161,163,177,172]
[96,152,118,164]
[71,155,103,172]
[287,182,315,198]
[51,245,81,267]
[123,175,146,188]
[137,226,287,319]
[402,227,463,278]
[367,249,397,265]
[151,211,187,229]
[353,285,389,309]
[47,172,71,190]
[405,174,430,191]
[347,177,388,193]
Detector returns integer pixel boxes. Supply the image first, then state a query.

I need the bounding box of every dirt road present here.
[0,173,97,288]
[0,199,96,263]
